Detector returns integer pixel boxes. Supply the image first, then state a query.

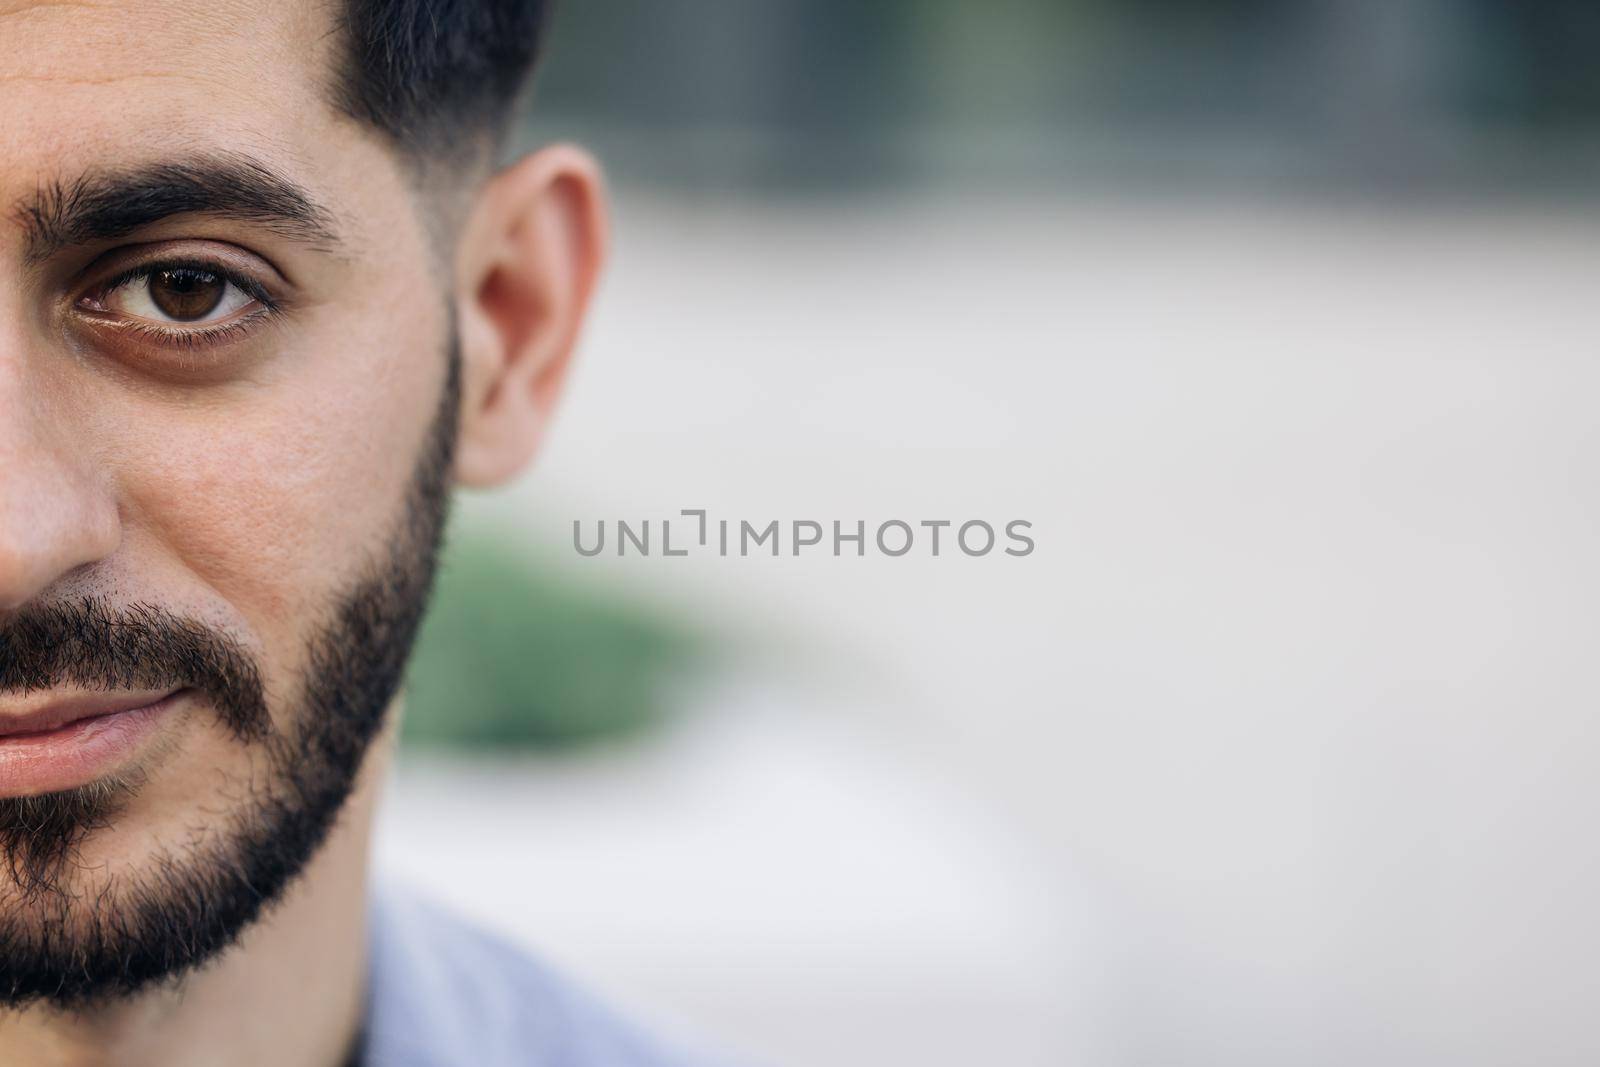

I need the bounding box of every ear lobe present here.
[453,144,608,488]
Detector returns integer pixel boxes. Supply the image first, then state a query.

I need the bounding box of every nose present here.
[0,358,120,610]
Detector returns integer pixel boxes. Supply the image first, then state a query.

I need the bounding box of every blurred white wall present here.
[384,188,1600,1066]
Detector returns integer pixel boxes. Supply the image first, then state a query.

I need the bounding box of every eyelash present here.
[80,258,282,350]
[113,314,267,352]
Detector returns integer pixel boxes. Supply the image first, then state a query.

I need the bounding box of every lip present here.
[0,689,187,797]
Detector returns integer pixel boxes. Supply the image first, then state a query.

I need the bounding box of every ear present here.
[452,144,608,487]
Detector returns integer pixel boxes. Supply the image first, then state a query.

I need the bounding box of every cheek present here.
[100,337,446,693]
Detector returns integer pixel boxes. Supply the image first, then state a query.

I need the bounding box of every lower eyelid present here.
[75,303,280,355]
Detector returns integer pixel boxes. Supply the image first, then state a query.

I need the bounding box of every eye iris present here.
[149,269,226,321]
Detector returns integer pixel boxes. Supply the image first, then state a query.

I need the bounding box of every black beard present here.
[0,344,459,1010]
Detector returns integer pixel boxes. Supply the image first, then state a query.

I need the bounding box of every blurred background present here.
[376,4,1600,1065]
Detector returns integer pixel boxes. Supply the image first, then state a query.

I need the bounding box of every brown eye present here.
[89,264,258,327]
[149,269,226,321]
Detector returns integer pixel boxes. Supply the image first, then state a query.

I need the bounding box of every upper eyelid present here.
[75,237,290,293]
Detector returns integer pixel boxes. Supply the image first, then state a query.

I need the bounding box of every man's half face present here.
[0,0,461,1004]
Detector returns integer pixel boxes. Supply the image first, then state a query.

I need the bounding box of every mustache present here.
[0,598,269,741]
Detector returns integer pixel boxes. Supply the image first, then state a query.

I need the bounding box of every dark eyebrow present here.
[14,152,341,263]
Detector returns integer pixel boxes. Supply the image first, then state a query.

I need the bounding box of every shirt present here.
[360,884,729,1067]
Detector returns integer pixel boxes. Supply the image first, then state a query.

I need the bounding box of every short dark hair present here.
[336,0,551,164]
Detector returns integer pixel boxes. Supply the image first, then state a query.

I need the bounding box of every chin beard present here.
[0,346,459,1010]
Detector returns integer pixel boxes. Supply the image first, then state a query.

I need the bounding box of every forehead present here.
[0,0,373,229]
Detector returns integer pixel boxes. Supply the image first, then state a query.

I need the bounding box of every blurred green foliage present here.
[402,529,701,750]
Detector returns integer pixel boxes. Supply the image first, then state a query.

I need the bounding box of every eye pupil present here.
[149,269,226,321]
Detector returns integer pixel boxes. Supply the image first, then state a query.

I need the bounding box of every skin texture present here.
[0,1,608,1064]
